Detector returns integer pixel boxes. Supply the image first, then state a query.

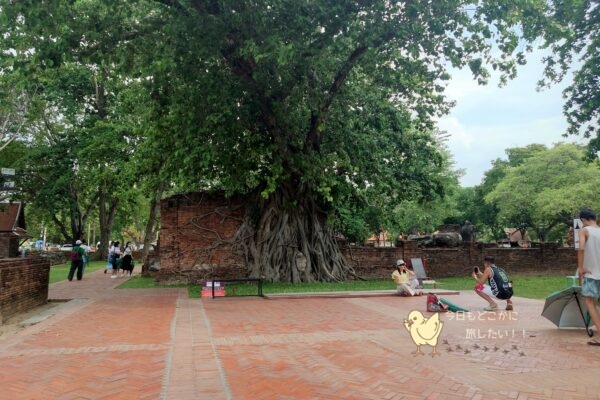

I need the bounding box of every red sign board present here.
[201,281,226,297]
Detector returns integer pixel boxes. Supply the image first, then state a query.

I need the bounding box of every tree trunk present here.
[234,182,353,283]
[92,72,118,260]
[95,189,118,260]
[141,181,164,273]
[69,202,84,243]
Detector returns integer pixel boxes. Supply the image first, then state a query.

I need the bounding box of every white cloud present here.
[438,116,473,150]
[438,49,584,187]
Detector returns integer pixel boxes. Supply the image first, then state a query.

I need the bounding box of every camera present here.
[473,266,479,274]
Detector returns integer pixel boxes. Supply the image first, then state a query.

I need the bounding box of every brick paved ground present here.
[1,268,599,399]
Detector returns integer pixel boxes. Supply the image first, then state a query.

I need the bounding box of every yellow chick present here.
[403,310,444,357]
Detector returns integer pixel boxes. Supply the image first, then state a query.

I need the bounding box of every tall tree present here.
[538,0,600,141]
[2,0,577,281]
[485,143,600,242]
[472,144,548,240]
[148,0,563,281]
[0,1,153,250]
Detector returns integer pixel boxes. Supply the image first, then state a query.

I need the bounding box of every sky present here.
[437,49,585,187]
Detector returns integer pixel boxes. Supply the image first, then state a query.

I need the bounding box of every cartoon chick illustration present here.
[403,310,444,357]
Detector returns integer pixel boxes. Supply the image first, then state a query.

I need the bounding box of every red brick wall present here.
[341,242,576,279]
[340,241,423,279]
[391,242,576,279]
[159,192,578,283]
[0,256,50,324]
[158,192,246,283]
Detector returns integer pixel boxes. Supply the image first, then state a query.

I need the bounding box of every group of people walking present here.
[105,241,135,278]
[67,239,135,281]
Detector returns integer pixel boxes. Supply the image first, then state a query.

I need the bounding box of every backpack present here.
[70,248,81,262]
[110,246,120,259]
[489,266,513,300]
[426,293,449,312]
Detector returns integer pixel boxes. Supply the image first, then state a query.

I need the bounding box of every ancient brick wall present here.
[342,242,576,279]
[341,241,423,279]
[158,192,246,283]
[0,256,50,324]
[403,243,576,278]
[159,192,578,283]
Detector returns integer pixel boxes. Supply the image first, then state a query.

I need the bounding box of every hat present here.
[75,240,82,245]
[396,259,405,266]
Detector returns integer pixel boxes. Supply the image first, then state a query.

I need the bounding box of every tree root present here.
[232,185,356,282]
[171,189,358,283]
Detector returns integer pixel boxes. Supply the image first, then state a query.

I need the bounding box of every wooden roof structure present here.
[0,202,29,238]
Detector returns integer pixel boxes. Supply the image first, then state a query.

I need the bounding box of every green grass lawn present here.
[437,275,571,299]
[49,260,108,283]
[113,274,573,300]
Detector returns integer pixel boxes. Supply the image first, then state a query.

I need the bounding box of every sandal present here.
[588,339,600,346]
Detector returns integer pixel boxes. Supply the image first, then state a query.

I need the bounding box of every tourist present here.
[120,241,134,277]
[577,208,600,345]
[67,240,86,281]
[392,259,423,296]
[109,241,121,279]
[472,255,514,311]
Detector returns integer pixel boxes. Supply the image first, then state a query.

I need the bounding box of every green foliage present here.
[330,208,371,244]
[2,0,593,257]
[467,144,551,241]
[0,0,156,244]
[485,143,600,242]
[116,0,569,215]
[537,1,600,139]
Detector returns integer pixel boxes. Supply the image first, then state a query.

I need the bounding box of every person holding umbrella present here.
[577,208,600,346]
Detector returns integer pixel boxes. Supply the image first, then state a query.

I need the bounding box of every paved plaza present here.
[1,269,599,399]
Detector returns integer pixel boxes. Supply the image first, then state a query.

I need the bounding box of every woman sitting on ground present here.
[391,259,424,296]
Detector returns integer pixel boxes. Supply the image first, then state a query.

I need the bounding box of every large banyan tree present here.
[2,0,594,281]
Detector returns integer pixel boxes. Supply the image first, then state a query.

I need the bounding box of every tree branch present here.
[305,45,368,152]
[0,137,15,152]
[221,32,299,174]
[52,214,70,242]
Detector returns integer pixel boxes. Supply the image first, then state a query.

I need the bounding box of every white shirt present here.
[583,226,600,280]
